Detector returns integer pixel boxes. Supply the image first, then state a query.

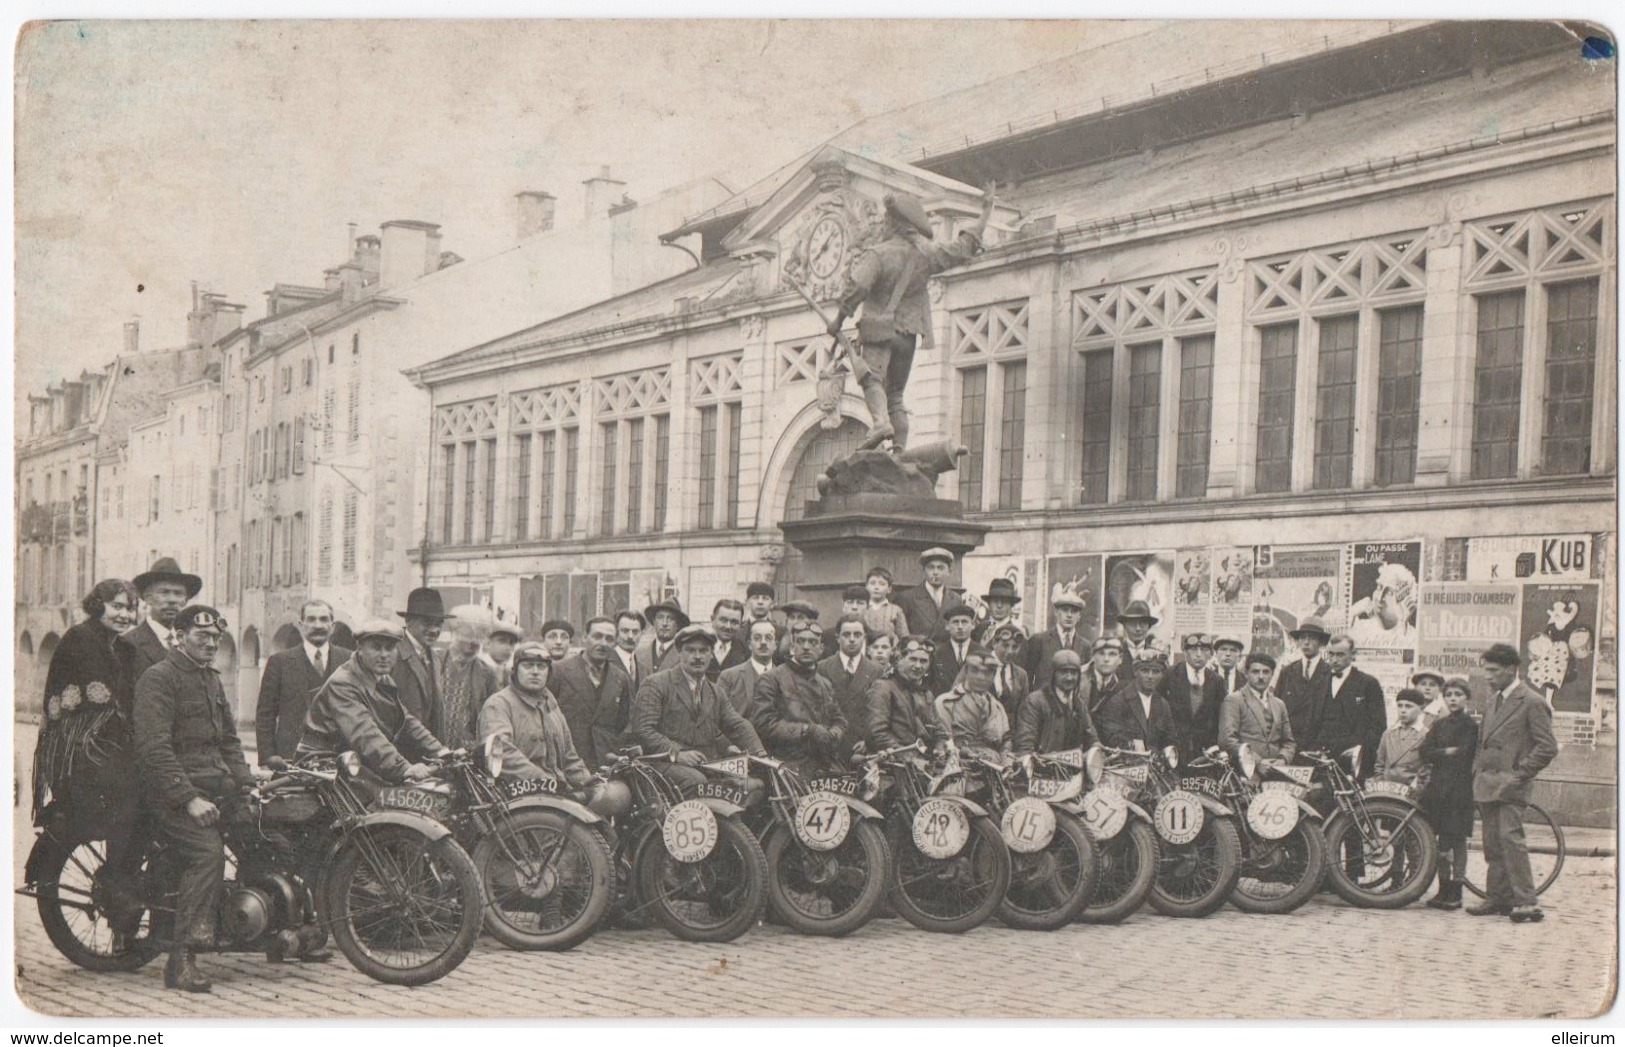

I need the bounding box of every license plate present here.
[808,775,861,797]
[1180,776,1223,798]
[692,781,747,807]
[377,786,451,818]
[500,776,561,799]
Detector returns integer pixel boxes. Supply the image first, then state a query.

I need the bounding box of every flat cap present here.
[919,547,955,566]
[353,618,404,644]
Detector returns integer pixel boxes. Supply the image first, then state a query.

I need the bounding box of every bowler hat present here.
[643,599,691,629]
[1288,617,1331,642]
[397,587,448,621]
[1118,599,1158,625]
[884,193,934,237]
[353,618,404,644]
[983,577,1021,605]
[133,556,203,600]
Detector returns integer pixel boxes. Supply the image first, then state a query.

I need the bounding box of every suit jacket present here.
[391,635,442,739]
[1275,657,1331,745]
[1013,687,1097,754]
[895,582,964,640]
[1156,666,1227,757]
[634,637,680,682]
[1021,628,1093,690]
[990,662,1032,724]
[631,666,764,759]
[1218,687,1296,763]
[116,621,170,695]
[928,639,978,697]
[255,643,351,764]
[1212,665,1246,699]
[549,654,635,770]
[1472,682,1558,805]
[1096,684,1181,753]
[817,653,887,734]
[718,659,774,715]
[1080,670,1123,719]
[1311,667,1387,777]
[706,640,750,683]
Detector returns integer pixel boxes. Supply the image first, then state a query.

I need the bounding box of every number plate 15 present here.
[1000,797,1057,853]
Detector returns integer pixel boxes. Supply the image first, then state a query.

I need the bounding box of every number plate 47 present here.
[793,791,852,851]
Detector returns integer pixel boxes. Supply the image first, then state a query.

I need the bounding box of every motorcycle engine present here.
[222,885,276,942]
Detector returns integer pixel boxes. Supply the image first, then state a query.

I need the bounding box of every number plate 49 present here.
[793,791,852,851]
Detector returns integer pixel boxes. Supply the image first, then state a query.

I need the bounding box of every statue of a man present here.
[827,186,996,452]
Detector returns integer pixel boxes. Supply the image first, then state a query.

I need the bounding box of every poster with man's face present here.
[1521,583,1600,714]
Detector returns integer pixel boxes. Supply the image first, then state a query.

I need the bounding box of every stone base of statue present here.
[778,440,990,623]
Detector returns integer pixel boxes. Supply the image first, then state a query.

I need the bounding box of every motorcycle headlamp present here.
[338,751,363,778]
[1083,744,1105,785]
[1163,745,1180,770]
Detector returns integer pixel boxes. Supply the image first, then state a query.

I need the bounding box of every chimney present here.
[515,190,556,240]
[123,318,139,355]
[346,222,358,258]
[582,165,626,222]
[378,220,440,290]
[353,234,381,277]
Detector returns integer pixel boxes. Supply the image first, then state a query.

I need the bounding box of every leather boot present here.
[1425,868,1460,910]
[888,402,910,455]
[858,381,894,450]
[164,947,212,993]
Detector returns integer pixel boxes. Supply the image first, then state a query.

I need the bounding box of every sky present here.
[13,19,1155,408]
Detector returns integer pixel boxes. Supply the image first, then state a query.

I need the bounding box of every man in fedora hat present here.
[636,598,690,680]
[1115,600,1162,665]
[119,556,204,685]
[972,577,1021,646]
[825,186,996,452]
[392,587,449,738]
[1021,586,1093,690]
[1277,616,1332,744]
[896,547,965,640]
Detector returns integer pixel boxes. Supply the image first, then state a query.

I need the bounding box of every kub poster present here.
[1467,533,1595,583]
[1521,583,1601,714]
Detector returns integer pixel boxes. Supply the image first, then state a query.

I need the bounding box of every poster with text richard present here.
[1417,583,1522,713]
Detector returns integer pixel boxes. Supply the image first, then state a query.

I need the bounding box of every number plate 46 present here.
[1246,791,1300,840]
[793,791,852,851]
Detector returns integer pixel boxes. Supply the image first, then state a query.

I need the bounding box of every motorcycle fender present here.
[694,796,747,819]
[505,794,602,825]
[341,809,456,847]
[841,797,885,822]
[1123,800,1153,825]
[1196,795,1235,820]
[1295,799,1323,822]
[928,795,990,819]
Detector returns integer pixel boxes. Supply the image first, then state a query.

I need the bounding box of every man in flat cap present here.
[630,623,766,796]
[775,600,821,665]
[1081,636,1126,719]
[1211,634,1247,698]
[751,622,851,778]
[1022,586,1093,690]
[826,186,996,452]
[896,547,965,641]
[743,581,780,641]
[483,621,524,689]
[1097,645,1181,753]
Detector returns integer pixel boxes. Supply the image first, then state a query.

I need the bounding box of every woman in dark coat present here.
[1420,675,1479,910]
[30,578,141,838]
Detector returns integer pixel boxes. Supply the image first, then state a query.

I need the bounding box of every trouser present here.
[650,763,766,809]
[151,791,250,948]
[1479,800,1536,906]
[858,333,917,448]
[1436,831,1468,883]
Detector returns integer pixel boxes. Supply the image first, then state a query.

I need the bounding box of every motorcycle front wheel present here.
[1077,819,1159,924]
[635,816,768,943]
[764,819,891,937]
[471,810,614,951]
[888,816,1011,934]
[1148,816,1242,918]
[30,835,162,973]
[997,809,1099,931]
[325,826,483,986]
[1231,818,1327,915]
[1322,800,1438,909]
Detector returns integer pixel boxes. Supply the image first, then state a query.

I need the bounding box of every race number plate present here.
[1364,780,1413,800]
[1246,791,1300,840]
[1275,765,1315,787]
[808,775,861,797]
[499,776,561,799]
[1179,776,1223,798]
[912,799,971,859]
[703,756,750,778]
[793,791,852,851]
[1044,748,1086,769]
[377,786,451,818]
[1028,773,1083,803]
[1114,764,1150,785]
[1152,790,1205,846]
[1000,796,1058,853]
[662,799,720,863]
[1078,787,1129,840]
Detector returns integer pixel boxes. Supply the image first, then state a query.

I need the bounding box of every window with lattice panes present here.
[1471,291,1525,481]
[725,403,742,529]
[600,422,619,535]
[997,361,1027,510]
[1255,323,1298,494]
[626,418,644,534]
[1375,307,1423,487]
[958,367,987,511]
[539,431,557,540]
[1543,279,1599,476]
[514,434,532,541]
[461,440,477,545]
[1079,350,1113,504]
[562,428,579,536]
[697,406,719,529]
[652,415,670,532]
[1313,315,1359,490]
[482,437,497,543]
[1126,344,1161,502]
[440,444,456,543]
[1176,335,1214,499]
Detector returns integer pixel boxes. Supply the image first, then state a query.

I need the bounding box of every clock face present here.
[806,216,847,279]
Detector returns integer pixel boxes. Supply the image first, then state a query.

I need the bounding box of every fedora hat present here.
[397,587,448,621]
[133,556,203,600]
[643,599,691,630]
[884,193,934,237]
[983,577,1021,605]
[1118,599,1158,625]
[1288,616,1331,642]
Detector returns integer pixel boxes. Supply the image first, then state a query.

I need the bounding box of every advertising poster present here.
[1347,541,1423,652]
[630,569,673,615]
[1467,533,1595,583]
[1103,551,1175,646]
[1251,544,1345,659]
[1417,583,1522,716]
[962,553,1029,631]
[686,566,738,626]
[1209,546,1255,642]
[1045,553,1103,641]
[1170,548,1212,641]
[1521,583,1600,714]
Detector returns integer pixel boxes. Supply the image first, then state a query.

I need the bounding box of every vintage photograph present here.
[10,17,1618,1021]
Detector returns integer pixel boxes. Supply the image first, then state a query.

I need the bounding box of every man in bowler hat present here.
[392,587,448,738]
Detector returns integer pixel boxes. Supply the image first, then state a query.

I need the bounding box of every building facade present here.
[411,22,1617,820]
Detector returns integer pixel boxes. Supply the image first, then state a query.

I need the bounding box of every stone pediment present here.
[722,145,988,304]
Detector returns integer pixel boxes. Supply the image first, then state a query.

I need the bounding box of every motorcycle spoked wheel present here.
[997,809,1099,931]
[1077,819,1159,924]
[1230,818,1328,915]
[1147,817,1243,918]
[887,816,1012,934]
[763,820,891,938]
[1322,800,1438,910]
[471,809,614,951]
[31,835,163,973]
[325,826,483,986]
[634,817,768,943]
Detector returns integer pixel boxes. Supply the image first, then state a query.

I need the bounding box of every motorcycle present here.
[1141,744,1243,918]
[1197,745,1327,915]
[387,745,614,952]
[1074,746,1160,924]
[866,741,1012,934]
[964,749,1100,931]
[21,751,484,986]
[1302,746,1438,909]
[599,748,768,942]
[732,753,892,937]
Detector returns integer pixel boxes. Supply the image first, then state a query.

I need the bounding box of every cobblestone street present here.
[11,727,1618,1021]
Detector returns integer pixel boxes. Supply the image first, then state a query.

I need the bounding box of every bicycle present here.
[1461,802,1566,898]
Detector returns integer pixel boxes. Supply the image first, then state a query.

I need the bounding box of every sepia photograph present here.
[8,14,1619,1024]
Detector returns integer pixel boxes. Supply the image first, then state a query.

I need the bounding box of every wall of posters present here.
[1170,548,1211,641]
[1044,553,1103,642]
[1251,544,1346,659]
[1467,533,1595,583]
[1209,546,1255,641]
[1521,583,1601,714]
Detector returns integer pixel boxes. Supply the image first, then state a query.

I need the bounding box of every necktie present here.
[167,631,179,650]
[1003,667,1013,696]
[314,648,325,674]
